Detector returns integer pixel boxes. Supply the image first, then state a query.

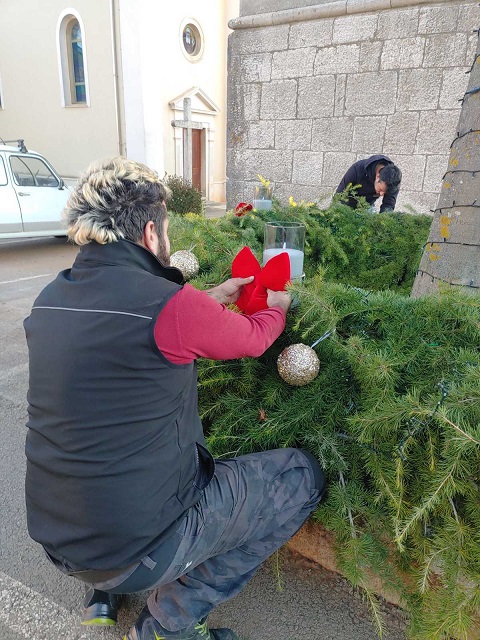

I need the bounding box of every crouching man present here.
[24,157,325,640]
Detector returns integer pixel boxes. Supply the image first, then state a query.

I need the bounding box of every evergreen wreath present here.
[168,199,480,640]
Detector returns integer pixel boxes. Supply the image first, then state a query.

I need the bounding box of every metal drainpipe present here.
[109,0,126,156]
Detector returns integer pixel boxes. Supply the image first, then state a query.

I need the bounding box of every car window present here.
[0,156,7,186]
[10,155,60,188]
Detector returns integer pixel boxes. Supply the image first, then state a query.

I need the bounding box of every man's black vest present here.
[24,240,214,570]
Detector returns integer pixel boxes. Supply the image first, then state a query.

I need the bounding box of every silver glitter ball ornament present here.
[277,343,320,386]
[170,250,200,280]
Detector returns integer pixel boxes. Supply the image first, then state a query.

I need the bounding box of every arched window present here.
[57,11,89,106]
[68,21,86,103]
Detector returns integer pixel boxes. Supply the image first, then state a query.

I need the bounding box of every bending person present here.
[336,154,402,212]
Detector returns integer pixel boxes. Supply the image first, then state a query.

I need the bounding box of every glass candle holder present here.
[253,185,272,211]
[263,221,305,280]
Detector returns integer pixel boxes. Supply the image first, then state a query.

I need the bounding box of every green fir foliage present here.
[168,201,480,639]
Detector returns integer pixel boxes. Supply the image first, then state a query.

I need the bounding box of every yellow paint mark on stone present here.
[427,242,441,262]
[440,215,451,239]
[444,182,451,188]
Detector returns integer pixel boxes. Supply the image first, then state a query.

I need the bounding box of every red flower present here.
[235,202,253,216]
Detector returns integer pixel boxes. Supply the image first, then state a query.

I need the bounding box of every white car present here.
[0,140,72,238]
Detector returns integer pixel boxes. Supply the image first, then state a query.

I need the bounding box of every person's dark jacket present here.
[24,240,215,570]
[335,154,398,212]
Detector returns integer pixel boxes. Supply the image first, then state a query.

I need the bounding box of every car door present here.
[8,153,70,232]
[0,154,23,233]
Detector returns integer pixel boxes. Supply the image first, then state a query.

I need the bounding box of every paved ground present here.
[204,200,228,219]
[0,235,408,640]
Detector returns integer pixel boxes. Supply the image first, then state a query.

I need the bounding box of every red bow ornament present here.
[235,202,253,216]
[232,246,290,315]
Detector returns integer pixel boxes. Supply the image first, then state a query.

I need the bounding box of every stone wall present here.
[226,0,480,214]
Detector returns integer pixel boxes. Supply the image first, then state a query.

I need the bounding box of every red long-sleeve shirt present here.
[154,283,286,365]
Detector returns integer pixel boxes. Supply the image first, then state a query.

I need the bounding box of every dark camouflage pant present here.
[108,448,324,633]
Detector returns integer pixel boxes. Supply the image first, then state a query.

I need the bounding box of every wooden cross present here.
[171,97,203,184]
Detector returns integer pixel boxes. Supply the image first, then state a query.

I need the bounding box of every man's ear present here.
[142,221,158,254]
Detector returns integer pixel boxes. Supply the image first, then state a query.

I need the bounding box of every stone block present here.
[274,183,330,205]
[353,152,384,164]
[332,14,378,44]
[423,33,468,67]
[439,67,469,109]
[228,124,248,151]
[227,84,260,131]
[423,154,449,192]
[275,120,312,150]
[228,147,251,179]
[226,180,251,210]
[323,152,356,187]
[397,68,443,111]
[395,190,437,215]
[244,84,262,121]
[241,53,272,83]
[272,48,316,79]
[416,110,460,155]
[314,44,360,75]
[244,149,293,182]
[466,34,478,66]
[381,37,425,70]
[248,121,275,149]
[260,80,298,120]
[233,25,290,55]
[334,74,347,116]
[457,3,480,32]
[298,76,336,119]
[388,153,426,191]
[359,41,383,72]
[352,116,387,152]
[384,111,420,154]
[292,150,324,185]
[289,19,334,49]
[344,71,398,115]
[418,5,459,34]
[311,117,354,151]
[376,8,419,39]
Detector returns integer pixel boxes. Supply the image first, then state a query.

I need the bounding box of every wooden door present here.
[191,129,202,192]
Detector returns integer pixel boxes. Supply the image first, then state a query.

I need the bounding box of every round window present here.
[180,20,204,62]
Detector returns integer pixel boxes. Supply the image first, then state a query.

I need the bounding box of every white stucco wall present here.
[119,0,239,202]
[0,0,119,177]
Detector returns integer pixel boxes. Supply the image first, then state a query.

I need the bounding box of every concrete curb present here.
[287,521,480,639]
[287,522,405,607]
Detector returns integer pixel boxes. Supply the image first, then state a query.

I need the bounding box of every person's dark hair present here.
[64,157,170,245]
[379,164,402,192]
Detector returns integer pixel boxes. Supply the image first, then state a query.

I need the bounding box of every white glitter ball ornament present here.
[170,250,200,280]
[277,343,320,386]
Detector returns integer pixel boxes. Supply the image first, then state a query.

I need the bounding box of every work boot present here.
[123,605,239,639]
[81,587,121,626]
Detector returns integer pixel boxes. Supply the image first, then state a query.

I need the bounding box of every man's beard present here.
[156,242,170,266]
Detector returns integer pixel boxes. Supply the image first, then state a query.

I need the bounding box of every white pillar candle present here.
[253,199,272,210]
[262,247,304,279]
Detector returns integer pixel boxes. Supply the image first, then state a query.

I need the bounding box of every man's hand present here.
[267,289,292,313]
[206,276,255,305]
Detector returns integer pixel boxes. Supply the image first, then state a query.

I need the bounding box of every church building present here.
[0,1,239,202]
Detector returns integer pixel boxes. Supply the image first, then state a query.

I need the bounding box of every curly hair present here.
[64,157,170,245]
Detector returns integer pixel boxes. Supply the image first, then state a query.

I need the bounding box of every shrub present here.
[164,174,203,215]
